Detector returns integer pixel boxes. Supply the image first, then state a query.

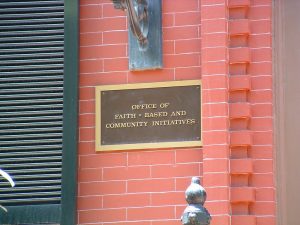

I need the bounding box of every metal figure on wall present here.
[110,0,163,70]
[112,0,149,50]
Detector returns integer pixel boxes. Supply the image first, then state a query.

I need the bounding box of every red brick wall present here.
[78,0,275,225]
[78,0,202,224]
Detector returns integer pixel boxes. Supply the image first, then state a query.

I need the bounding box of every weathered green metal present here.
[111,0,163,70]
[60,0,79,224]
[181,177,211,225]
[0,0,79,224]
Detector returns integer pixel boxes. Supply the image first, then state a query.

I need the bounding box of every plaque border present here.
[95,80,202,151]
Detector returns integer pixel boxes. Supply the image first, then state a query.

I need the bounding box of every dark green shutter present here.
[0,0,74,224]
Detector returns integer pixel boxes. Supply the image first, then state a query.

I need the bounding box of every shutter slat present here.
[0,0,64,207]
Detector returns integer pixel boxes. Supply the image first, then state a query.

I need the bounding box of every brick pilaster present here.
[201,1,230,224]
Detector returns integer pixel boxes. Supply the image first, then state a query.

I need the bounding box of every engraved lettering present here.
[144,111,168,118]
[131,104,157,110]
[114,113,136,120]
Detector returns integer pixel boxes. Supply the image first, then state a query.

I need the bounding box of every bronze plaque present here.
[95,80,202,151]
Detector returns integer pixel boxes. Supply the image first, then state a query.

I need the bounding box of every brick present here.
[205,201,230,215]
[209,215,230,225]
[162,13,174,27]
[128,150,175,166]
[103,30,128,44]
[202,47,227,62]
[249,6,272,20]
[103,193,151,208]
[252,0,272,5]
[176,148,202,163]
[250,20,271,34]
[206,187,229,201]
[230,130,252,146]
[202,103,228,117]
[253,159,273,173]
[80,32,102,46]
[201,19,227,34]
[250,118,273,131]
[202,33,227,47]
[79,180,126,196]
[256,188,275,201]
[251,76,272,90]
[230,35,248,48]
[203,173,229,187]
[175,177,198,191]
[230,159,253,174]
[252,131,273,145]
[175,39,201,54]
[79,87,94,100]
[230,102,251,118]
[203,145,229,159]
[102,3,125,17]
[80,59,103,74]
[164,53,200,68]
[250,90,273,103]
[78,168,102,182]
[249,62,272,76]
[163,26,199,41]
[127,178,175,193]
[103,166,151,181]
[251,48,272,62]
[151,163,200,179]
[175,11,201,26]
[202,5,226,19]
[152,220,181,225]
[202,75,228,89]
[80,4,102,19]
[229,7,248,20]
[251,103,273,117]
[80,152,127,168]
[250,174,274,187]
[249,34,271,48]
[229,75,251,91]
[251,146,273,160]
[256,216,276,225]
[151,192,185,206]
[231,174,249,186]
[202,61,227,75]
[229,19,250,35]
[231,215,256,225]
[202,89,228,103]
[250,202,276,215]
[78,140,95,155]
[79,127,95,141]
[127,206,175,220]
[78,208,126,223]
[79,100,95,114]
[175,66,201,80]
[79,72,127,86]
[203,130,228,145]
[202,117,229,130]
[229,47,251,63]
[231,187,255,202]
[163,0,198,13]
[202,0,225,4]
[80,0,102,6]
[103,57,128,72]
[163,40,175,54]
[77,195,103,210]
[80,44,127,60]
[228,0,250,8]
[231,202,249,214]
[203,159,229,173]
[127,69,174,83]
